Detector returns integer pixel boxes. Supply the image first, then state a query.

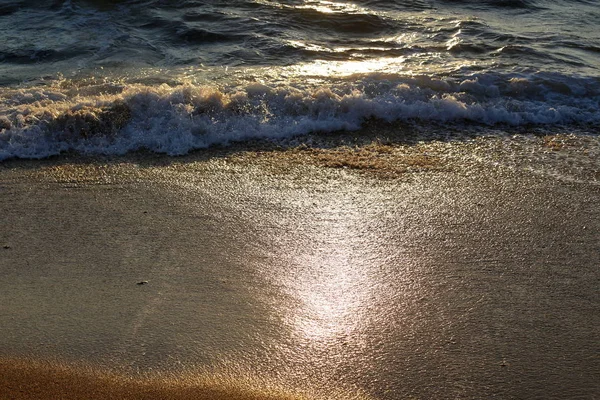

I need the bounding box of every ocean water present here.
[0,0,598,160]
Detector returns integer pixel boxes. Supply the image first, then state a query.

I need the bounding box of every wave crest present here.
[1,72,598,160]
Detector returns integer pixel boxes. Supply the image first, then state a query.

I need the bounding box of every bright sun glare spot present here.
[293,252,368,342]
[295,0,365,14]
[283,198,378,345]
[291,58,406,77]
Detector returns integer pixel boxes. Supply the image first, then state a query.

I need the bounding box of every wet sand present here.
[0,357,314,400]
[0,134,599,399]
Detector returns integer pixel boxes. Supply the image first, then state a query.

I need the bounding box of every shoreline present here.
[1,119,597,180]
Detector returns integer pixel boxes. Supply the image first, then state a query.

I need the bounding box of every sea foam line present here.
[1,73,598,160]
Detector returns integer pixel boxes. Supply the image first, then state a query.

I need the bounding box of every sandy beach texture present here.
[1,130,599,399]
[0,357,319,400]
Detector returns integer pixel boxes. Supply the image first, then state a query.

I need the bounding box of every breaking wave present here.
[1,71,599,160]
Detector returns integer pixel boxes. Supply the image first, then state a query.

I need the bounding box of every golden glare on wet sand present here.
[0,358,321,400]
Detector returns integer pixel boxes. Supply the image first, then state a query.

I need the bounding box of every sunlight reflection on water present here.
[257,186,413,370]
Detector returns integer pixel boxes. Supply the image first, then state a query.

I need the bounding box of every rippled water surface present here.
[2,0,599,77]
[0,0,599,159]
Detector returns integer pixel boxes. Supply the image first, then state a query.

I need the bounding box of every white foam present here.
[0,72,599,160]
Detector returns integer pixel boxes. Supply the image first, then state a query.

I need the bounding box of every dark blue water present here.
[0,0,599,159]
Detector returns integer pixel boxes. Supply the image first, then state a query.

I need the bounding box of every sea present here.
[0,0,599,160]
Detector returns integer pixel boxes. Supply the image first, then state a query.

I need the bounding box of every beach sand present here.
[0,131,599,399]
[0,357,317,400]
